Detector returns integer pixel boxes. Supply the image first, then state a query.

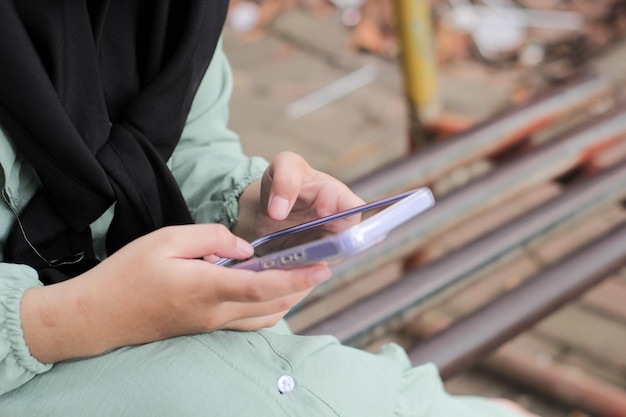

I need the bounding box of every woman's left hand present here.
[235,151,365,242]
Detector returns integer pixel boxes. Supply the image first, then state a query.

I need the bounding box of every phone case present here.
[229,187,435,271]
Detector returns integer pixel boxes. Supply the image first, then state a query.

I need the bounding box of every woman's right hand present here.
[20,224,331,364]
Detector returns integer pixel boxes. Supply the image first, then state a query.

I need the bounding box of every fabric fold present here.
[0,0,229,282]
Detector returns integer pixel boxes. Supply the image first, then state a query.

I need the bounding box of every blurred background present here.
[222,1,626,416]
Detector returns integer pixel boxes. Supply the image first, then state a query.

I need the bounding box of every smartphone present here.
[216,187,435,271]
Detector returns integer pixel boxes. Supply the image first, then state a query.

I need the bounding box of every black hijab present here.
[0,0,229,283]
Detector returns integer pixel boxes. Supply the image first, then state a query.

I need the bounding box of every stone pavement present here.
[222,8,514,184]
[221,7,626,417]
[222,19,406,182]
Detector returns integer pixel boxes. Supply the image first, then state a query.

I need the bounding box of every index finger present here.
[263,152,309,220]
[215,264,331,304]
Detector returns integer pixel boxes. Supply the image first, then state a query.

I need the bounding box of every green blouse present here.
[0,39,268,396]
[0,39,522,417]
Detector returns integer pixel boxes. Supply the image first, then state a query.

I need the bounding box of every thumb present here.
[156,224,254,260]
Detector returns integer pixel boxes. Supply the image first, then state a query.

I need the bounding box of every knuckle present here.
[295,271,316,290]
[206,224,234,245]
[244,283,264,302]
[201,317,221,332]
[208,223,229,239]
[201,307,227,331]
[153,226,179,246]
[275,298,292,313]
[277,178,300,195]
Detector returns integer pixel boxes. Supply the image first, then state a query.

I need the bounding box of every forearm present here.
[20,276,121,364]
[19,256,177,365]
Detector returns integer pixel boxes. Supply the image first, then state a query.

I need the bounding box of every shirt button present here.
[277,375,295,394]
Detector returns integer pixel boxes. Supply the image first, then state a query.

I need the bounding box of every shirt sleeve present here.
[0,263,52,396]
[169,38,268,229]
[0,38,261,396]
[0,130,53,396]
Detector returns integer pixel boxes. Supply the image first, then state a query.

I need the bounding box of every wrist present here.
[20,275,117,363]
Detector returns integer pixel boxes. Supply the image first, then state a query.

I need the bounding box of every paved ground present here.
[223,23,406,182]
[222,7,626,416]
[223,8,515,183]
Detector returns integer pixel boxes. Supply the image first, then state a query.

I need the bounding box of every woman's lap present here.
[0,326,521,417]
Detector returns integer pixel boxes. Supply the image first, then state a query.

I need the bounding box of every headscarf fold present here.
[0,0,229,283]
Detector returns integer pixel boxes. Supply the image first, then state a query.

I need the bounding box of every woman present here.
[0,1,536,416]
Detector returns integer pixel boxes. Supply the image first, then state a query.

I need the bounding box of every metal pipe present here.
[350,74,612,201]
[299,159,626,344]
[393,0,440,148]
[311,107,626,302]
[407,221,626,381]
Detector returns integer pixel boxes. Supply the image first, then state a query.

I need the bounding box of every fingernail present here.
[309,267,331,284]
[237,238,254,256]
[269,196,290,220]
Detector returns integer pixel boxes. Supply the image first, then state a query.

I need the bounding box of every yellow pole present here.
[394,0,440,150]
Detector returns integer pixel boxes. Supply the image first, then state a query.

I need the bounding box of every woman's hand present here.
[235,151,365,242]
[492,399,541,416]
[21,224,331,364]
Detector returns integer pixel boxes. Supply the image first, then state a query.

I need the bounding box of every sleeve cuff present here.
[0,264,53,395]
[189,156,268,229]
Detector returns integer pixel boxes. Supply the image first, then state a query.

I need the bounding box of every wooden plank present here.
[423,182,562,261]
[482,332,626,417]
[581,278,626,321]
[525,204,626,265]
[534,305,626,368]
[616,267,626,285]
[437,251,541,318]
[506,332,626,389]
[562,349,626,389]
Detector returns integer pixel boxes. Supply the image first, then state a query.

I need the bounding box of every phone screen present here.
[252,210,360,256]
[215,189,418,266]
